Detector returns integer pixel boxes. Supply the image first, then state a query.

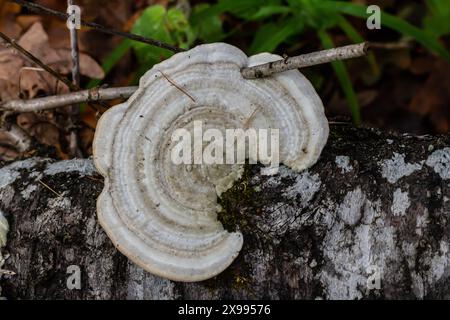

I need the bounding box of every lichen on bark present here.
[0,126,449,299]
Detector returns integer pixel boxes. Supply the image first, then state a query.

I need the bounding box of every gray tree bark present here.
[0,126,449,300]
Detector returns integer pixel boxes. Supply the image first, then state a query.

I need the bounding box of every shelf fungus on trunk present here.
[93,43,329,282]
[0,210,8,272]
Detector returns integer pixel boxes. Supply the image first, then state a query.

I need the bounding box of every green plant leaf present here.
[131,5,195,68]
[166,7,196,48]
[249,18,303,54]
[337,15,379,77]
[318,1,450,62]
[318,29,361,125]
[287,0,340,29]
[423,0,450,38]
[191,0,283,23]
[190,4,225,42]
[87,5,196,88]
[224,0,284,19]
[249,5,293,20]
[131,5,172,66]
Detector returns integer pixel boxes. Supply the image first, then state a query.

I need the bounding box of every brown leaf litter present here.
[0,21,104,161]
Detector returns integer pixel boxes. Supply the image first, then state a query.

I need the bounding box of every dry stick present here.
[0,43,371,112]
[10,0,183,53]
[0,269,16,276]
[0,87,137,112]
[368,41,411,50]
[68,0,80,87]
[158,70,196,102]
[38,179,63,197]
[242,42,369,79]
[67,0,81,157]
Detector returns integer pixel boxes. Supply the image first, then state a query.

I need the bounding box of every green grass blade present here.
[318,29,361,125]
[191,0,285,23]
[190,0,253,24]
[337,15,380,77]
[249,5,293,20]
[319,1,450,62]
[250,18,302,54]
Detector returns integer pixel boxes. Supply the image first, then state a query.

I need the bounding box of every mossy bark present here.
[0,126,449,299]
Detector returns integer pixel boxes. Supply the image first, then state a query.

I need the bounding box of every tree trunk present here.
[0,125,449,300]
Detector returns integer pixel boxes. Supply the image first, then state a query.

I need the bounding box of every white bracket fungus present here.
[93,43,329,282]
[0,210,8,269]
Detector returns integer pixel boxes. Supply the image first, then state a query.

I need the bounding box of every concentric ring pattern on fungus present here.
[93,43,329,282]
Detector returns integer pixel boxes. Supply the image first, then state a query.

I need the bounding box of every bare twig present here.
[242,42,369,79]
[38,179,63,197]
[158,70,196,102]
[243,106,261,129]
[368,41,411,50]
[0,37,371,114]
[0,43,368,112]
[0,269,16,276]
[0,87,137,112]
[10,0,183,53]
[67,0,81,157]
[67,0,80,87]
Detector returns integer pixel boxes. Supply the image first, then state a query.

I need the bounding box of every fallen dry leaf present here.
[18,22,104,79]
[0,22,104,102]
[15,14,42,31]
[49,48,105,79]
[16,112,70,159]
[0,21,105,160]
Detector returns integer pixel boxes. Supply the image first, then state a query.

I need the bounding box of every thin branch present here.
[0,87,137,113]
[10,0,183,53]
[38,179,63,197]
[67,0,81,158]
[158,70,196,102]
[242,42,369,79]
[0,38,370,114]
[0,269,16,276]
[368,41,411,50]
[0,43,369,112]
[67,0,80,87]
